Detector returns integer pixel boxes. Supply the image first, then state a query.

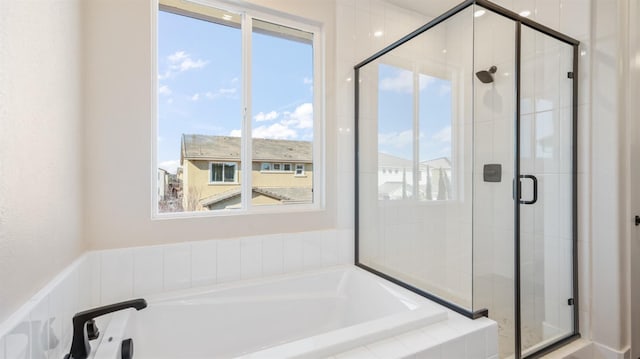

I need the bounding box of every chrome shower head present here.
[475,66,497,83]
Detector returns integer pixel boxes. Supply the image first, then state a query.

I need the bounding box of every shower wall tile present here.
[0,336,4,359]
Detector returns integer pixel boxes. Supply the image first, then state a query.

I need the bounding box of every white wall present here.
[83,0,338,250]
[0,0,85,323]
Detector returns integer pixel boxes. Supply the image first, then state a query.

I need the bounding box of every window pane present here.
[211,163,223,182]
[223,163,236,182]
[157,6,242,212]
[377,64,414,201]
[251,19,314,206]
[418,74,453,201]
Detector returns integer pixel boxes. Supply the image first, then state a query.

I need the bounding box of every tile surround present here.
[0,230,354,359]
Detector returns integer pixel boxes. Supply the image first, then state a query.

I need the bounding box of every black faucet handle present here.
[66,298,147,359]
[86,319,100,340]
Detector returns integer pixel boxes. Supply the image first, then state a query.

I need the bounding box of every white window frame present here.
[152,0,325,218]
[295,164,305,176]
[209,162,238,184]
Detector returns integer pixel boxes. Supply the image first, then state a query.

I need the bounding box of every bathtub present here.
[91,265,448,358]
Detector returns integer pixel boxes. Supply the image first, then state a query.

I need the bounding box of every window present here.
[376,62,454,201]
[210,162,237,183]
[155,0,322,215]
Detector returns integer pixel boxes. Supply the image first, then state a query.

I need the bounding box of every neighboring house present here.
[158,168,169,201]
[377,153,452,200]
[180,134,313,210]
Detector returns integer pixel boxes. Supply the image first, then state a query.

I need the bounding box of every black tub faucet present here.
[64,298,147,359]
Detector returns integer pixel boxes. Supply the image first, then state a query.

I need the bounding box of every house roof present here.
[421,156,451,169]
[181,134,312,163]
[199,187,312,207]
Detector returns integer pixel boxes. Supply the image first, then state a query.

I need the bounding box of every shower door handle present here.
[519,174,538,205]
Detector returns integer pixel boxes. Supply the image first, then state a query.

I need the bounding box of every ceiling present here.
[384,0,464,18]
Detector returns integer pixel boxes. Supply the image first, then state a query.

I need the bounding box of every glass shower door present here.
[519,25,575,356]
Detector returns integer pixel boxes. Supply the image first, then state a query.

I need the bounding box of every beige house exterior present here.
[180,134,313,210]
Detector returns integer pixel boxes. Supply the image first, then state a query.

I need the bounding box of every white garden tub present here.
[91,265,448,359]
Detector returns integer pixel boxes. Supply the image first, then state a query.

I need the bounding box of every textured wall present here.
[0,0,85,322]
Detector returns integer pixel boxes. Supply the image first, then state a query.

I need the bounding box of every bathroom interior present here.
[1,0,639,358]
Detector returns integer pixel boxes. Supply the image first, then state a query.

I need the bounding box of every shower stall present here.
[354,1,578,358]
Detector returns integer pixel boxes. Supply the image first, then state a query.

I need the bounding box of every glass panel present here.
[471,6,517,358]
[251,18,314,206]
[358,6,474,311]
[157,6,242,212]
[520,25,575,356]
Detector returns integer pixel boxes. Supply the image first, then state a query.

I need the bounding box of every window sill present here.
[294,174,307,178]
[208,182,239,185]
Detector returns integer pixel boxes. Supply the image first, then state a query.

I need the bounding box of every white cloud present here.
[303,77,313,85]
[159,160,180,174]
[432,126,451,143]
[253,123,298,140]
[378,130,413,148]
[254,110,279,122]
[158,85,172,96]
[191,93,200,101]
[168,51,188,63]
[229,129,242,137]
[160,51,208,79]
[282,103,313,129]
[205,87,238,100]
[380,70,435,93]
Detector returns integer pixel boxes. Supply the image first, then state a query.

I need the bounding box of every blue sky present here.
[378,64,452,162]
[157,11,313,174]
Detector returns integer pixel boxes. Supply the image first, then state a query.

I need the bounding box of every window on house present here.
[155,0,321,215]
[295,164,305,175]
[210,162,237,183]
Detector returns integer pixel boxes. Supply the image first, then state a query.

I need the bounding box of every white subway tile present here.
[334,346,374,359]
[241,237,263,280]
[440,336,465,359]
[395,329,439,353]
[414,344,442,359]
[5,317,30,359]
[302,232,323,270]
[486,324,498,358]
[29,296,49,359]
[321,231,339,266]
[133,247,164,296]
[261,235,284,277]
[283,234,304,273]
[191,240,218,287]
[163,244,191,291]
[365,337,412,358]
[465,329,486,359]
[101,249,134,304]
[217,240,241,283]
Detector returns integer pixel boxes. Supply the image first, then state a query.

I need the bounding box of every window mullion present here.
[241,13,253,211]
